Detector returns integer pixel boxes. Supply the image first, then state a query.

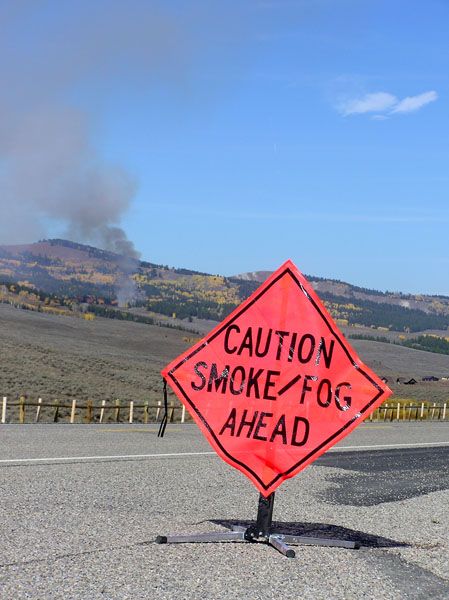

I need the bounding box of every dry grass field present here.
[1,303,449,423]
[0,304,190,409]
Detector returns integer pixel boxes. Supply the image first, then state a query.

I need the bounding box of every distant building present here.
[396,377,417,385]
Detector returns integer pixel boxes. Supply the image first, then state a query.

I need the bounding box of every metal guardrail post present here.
[35,397,42,422]
[2,397,7,424]
[70,399,77,424]
[99,399,106,423]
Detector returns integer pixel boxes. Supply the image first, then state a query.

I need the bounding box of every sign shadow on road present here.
[210,519,410,549]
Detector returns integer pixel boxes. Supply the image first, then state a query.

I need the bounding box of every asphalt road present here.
[318,445,449,505]
[0,422,448,600]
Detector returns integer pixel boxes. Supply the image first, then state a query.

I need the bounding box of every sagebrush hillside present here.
[1,302,448,407]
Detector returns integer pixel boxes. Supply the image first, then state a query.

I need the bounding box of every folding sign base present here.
[155,492,360,558]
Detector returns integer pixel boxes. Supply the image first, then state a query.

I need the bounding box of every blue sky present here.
[1,1,448,294]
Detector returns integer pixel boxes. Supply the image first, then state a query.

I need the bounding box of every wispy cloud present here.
[391,90,438,114]
[339,92,397,116]
[337,90,438,118]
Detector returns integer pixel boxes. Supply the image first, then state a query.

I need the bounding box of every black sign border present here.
[168,267,385,491]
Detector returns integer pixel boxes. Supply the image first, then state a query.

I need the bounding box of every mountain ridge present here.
[1,239,449,332]
[235,269,449,315]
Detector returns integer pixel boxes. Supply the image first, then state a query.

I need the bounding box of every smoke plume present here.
[0,1,197,302]
[2,105,138,252]
[0,1,252,302]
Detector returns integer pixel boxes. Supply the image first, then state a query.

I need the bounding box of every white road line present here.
[0,441,448,465]
[338,441,449,450]
[0,451,216,464]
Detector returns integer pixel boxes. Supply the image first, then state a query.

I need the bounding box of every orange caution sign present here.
[162,260,392,496]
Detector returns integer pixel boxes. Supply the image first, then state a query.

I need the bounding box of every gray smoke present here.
[0,1,197,304]
[0,2,252,305]
[2,105,138,253]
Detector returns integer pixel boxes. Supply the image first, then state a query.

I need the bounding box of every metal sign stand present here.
[156,492,360,558]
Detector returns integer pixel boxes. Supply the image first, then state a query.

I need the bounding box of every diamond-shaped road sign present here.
[162,260,392,496]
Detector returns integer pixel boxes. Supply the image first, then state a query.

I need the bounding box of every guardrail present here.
[0,396,187,425]
[0,397,447,424]
[369,402,447,422]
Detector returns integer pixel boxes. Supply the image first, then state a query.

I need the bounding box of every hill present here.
[0,239,245,322]
[236,270,449,320]
[1,239,449,333]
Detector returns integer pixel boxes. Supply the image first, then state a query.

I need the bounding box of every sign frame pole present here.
[155,492,360,558]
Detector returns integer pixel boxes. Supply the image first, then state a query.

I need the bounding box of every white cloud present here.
[339,92,397,116]
[338,89,438,118]
[391,90,438,113]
